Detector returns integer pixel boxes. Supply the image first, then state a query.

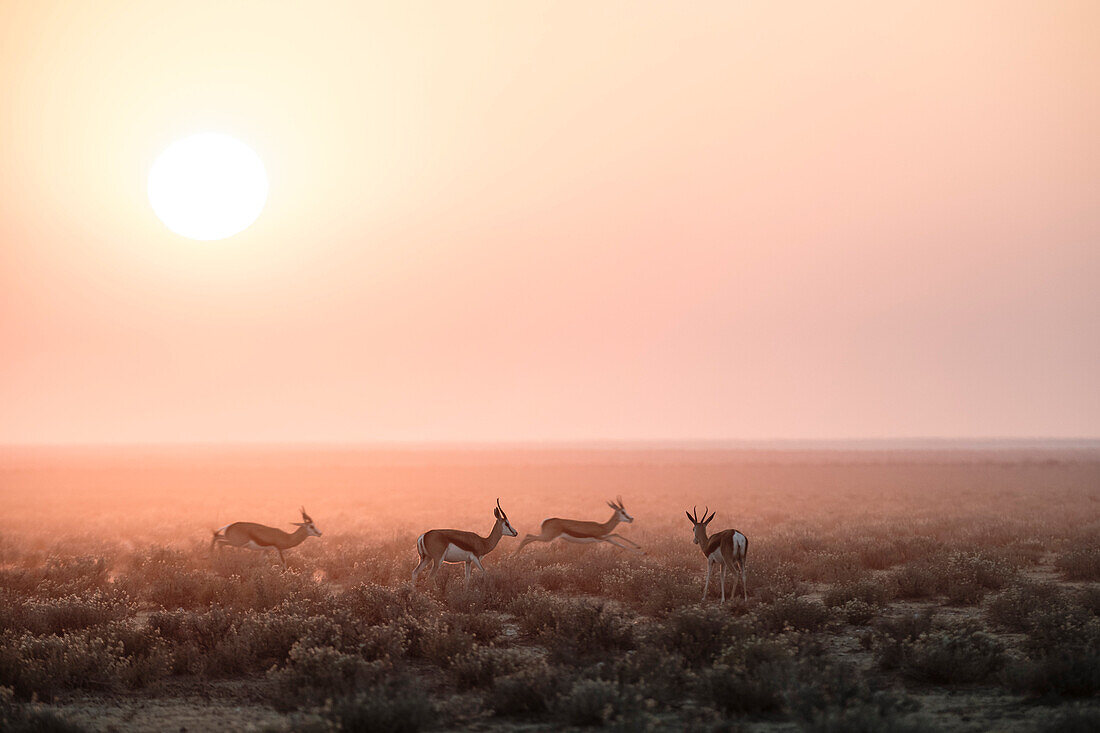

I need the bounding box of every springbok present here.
[513,496,642,555]
[686,506,748,602]
[412,499,517,587]
[211,507,322,567]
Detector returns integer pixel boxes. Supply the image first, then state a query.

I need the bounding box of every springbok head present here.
[295,506,322,537]
[685,505,715,545]
[608,495,634,524]
[493,498,517,537]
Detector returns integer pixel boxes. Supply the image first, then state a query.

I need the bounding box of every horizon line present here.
[3,437,1099,451]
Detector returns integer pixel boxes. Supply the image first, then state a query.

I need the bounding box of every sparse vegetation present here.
[2,447,1098,729]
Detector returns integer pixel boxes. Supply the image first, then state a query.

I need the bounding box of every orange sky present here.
[1,1,1097,443]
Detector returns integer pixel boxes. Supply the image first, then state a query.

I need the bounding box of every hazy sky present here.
[1,1,1097,443]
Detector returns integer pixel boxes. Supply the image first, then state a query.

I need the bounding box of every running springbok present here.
[211,507,322,567]
[513,496,642,555]
[686,506,748,602]
[412,499,517,587]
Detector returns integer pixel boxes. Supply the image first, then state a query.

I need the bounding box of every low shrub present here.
[1033,706,1100,733]
[823,579,893,609]
[746,560,807,603]
[338,584,439,627]
[0,686,87,733]
[1005,649,1100,699]
[0,623,171,700]
[699,636,794,715]
[395,615,474,666]
[511,591,633,664]
[450,645,538,689]
[325,679,436,733]
[0,556,111,598]
[553,678,638,727]
[2,590,132,635]
[890,552,1016,604]
[787,660,928,733]
[268,641,388,709]
[898,623,1005,684]
[755,595,833,633]
[487,663,565,717]
[650,605,749,667]
[1056,548,1100,581]
[599,564,696,613]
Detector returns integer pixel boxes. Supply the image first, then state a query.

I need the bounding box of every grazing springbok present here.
[412,499,517,587]
[686,506,748,602]
[513,496,642,555]
[211,507,322,567]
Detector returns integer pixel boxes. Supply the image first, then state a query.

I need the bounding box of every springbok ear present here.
[494,507,501,519]
[685,511,696,524]
[704,511,716,524]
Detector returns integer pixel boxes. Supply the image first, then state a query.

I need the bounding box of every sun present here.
[147,133,268,241]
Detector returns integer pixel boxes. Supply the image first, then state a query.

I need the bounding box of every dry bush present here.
[875,620,1005,685]
[1056,548,1100,581]
[268,641,389,710]
[510,591,634,664]
[0,623,170,700]
[324,677,436,733]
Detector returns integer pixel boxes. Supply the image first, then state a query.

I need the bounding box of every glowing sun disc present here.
[148,133,268,241]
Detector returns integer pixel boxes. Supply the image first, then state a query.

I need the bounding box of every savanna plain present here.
[1,445,1099,732]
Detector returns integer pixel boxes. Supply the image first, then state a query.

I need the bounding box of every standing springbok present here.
[412,499,517,588]
[686,506,748,602]
[211,507,322,567]
[513,496,642,555]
